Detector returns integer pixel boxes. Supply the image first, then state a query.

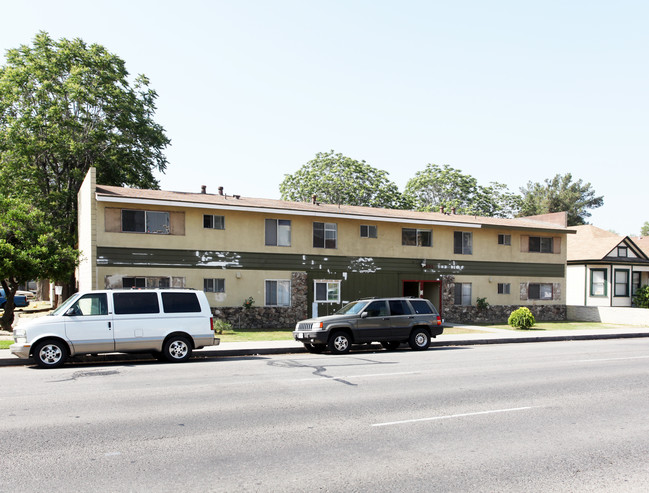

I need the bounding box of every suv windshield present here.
[335,301,369,315]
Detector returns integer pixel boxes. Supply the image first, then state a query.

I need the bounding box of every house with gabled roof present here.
[566,225,649,307]
[77,168,573,326]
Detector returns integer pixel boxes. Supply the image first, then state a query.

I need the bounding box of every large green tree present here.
[0,198,78,330]
[280,150,408,209]
[518,173,603,226]
[0,32,169,276]
[640,221,649,236]
[403,163,521,217]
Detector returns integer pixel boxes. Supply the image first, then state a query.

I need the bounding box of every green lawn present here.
[0,340,11,349]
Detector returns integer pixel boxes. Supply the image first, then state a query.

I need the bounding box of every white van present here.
[10,289,219,368]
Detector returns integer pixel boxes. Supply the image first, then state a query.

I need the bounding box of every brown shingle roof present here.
[95,184,572,233]
[568,225,649,262]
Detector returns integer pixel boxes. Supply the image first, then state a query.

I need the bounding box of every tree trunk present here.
[36,279,50,301]
[0,280,18,331]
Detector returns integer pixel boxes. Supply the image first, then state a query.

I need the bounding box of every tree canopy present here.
[0,31,169,249]
[403,164,521,217]
[518,173,603,226]
[641,221,649,236]
[279,150,408,209]
[0,198,78,330]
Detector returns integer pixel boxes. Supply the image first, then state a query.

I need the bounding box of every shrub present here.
[213,319,232,334]
[633,285,649,308]
[508,307,536,329]
[476,297,489,310]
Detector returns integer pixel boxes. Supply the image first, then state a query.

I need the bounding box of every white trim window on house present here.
[314,280,341,303]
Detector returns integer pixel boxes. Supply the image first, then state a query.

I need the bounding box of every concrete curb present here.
[2,330,649,368]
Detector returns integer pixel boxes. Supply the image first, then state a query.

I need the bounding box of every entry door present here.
[64,293,114,353]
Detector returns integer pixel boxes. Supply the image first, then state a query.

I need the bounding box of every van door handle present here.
[108,322,112,329]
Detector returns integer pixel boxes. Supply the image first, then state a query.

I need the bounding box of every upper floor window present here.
[265,219,291,246]
[313,222,337,249]
[529,236,553,253]
[617,246,628,257]
[122,210,169,234]
[498,234,511,246]
[314,280,340,303]
[204,214,225,230]
[360,225,377,238]
[529,283,553,300]
[454,231,473,255]
[402,228,432,247]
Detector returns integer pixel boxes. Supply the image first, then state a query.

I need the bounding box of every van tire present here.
[163,336,192,363]
[33,339,68,369]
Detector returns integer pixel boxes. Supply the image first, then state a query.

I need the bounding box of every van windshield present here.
[335,301,368,315]
[50,293,82,316]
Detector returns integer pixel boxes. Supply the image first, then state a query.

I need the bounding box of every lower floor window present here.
[497,283,510,295]
[123,276,170,289]
[454,283,472,305]
[314,280,341,303]
[614,269,629,297]
[204,278,225,293]
[529,283,553,300]
[266,280,291,306]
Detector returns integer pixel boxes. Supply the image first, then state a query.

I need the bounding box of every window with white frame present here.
[497,283,510,294]
[360,225,377,238]
[265,280,291,306]
[590,269,607,296]
[614,269,629,297]
[204,278,225,293]
[313,222,337,248]
[454,231,473,254]
[314,280,341,303]
[204,214,225,230]
[402,228,432,247]
[122,210,170,234]
[454,283,472,305]
[265,219,291,246]
[498,234,511,246]
[529,283,553,300]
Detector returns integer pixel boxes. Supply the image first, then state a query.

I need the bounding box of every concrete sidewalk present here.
[2,324,649,367]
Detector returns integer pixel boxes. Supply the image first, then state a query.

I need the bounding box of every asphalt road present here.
[2,339,649,492]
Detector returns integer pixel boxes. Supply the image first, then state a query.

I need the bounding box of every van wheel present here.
[328,331,351,355]
[409,328,430,351]
[163,336,192,362]
[33,340,67,369]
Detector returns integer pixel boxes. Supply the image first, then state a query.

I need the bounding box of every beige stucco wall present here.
[94,201,567,265]
[453,274,565,306]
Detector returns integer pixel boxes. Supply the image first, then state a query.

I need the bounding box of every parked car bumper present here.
[293,330,329,345]
[10,343,31,359]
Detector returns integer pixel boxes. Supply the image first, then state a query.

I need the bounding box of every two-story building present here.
[78,168,572,327]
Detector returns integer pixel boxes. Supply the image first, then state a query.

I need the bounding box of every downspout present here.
[583,265,587,306]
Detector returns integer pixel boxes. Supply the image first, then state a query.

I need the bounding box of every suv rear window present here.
[162,292,201,313]
[409,299,435,314]
[113,292,160,315]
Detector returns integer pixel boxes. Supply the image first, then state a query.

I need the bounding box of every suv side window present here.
[389,300,412,315]
[363,300,389,317]
[409,299,434,314]
[161,292,201,313]
[113,292,160,315]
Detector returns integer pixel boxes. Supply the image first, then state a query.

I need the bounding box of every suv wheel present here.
[328,331,351,355]
[409,328,430,351]
[304,343,326,354]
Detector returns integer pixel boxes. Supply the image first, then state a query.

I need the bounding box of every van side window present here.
[70,293,108,316]
[162,292,201,313]
[409,299,434,314]
[113,292,159,315]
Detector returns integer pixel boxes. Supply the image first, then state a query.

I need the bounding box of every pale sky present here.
[2,0,647,235]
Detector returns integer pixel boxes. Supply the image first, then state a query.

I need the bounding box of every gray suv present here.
[293,297,443,354]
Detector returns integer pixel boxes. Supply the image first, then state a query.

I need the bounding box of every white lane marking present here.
[295,371,420,382]
[573,355,649,363]
[372,406,536,427]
